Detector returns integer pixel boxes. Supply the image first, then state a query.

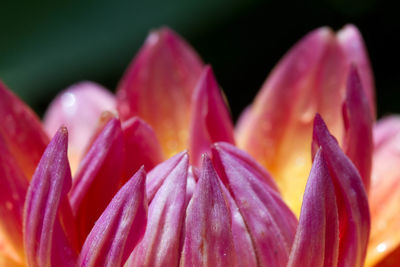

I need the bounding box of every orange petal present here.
[366,116,400,266]
[116,27,204,157]
[0,81,49,180]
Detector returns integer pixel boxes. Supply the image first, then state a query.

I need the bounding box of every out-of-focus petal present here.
[312,115,370,267]
[188,66,234,166]
[23,127,77,267]
[127,153,189,266]
[288,149,339,267]
[337,24,375,116]
[0,81,49,180]
[211,142,298,266]
[69,119,124,246]
[342,66,373,191]
[121,117,164,182]
[43,82,116,173]
[235,27,340,215]
[180,156,235,266]
[116,27,204,157]
[366,116,400,266]
[78,168,147,267]
[0,136,28,261]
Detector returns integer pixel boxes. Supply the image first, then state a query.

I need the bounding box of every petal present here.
[0,81,49,179]
[235,27,342,215]
[188,66,235,166]
[127,153,189,266]
[342,65,373,191]
[180,155,235,266]
[23,127,77,267]
[211,142,298,266]
[312,114,370,267]
[366,116,400,266]
[337,24,375,116]
[288,149,339,267]
[0,135,28,260]
[78,168,147,267]
[43,82,116,173]
[121,117,164,182]
[116,27,204,157]
[69,119,124,246]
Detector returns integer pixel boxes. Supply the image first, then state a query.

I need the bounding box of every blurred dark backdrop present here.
[1,0,399,119]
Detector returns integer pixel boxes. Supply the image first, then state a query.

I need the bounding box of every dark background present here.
[1,0,399,119]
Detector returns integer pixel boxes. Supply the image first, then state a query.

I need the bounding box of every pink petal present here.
[337,24,375,117]
[69,118,124,246]
[43,82,116,173]
[116,27,204,157]
[121,116,164,182]
[0,135,28,259]
[23,127,77,267]
[188,66,234,166]
[0,81,49,179]
[180,155,235,266]
[366,116,400,265]
[312,114,370,267]
[288,149,339,267]
[127,153,189,266]
[78,168,148,267]
[342,65,373,191]
[211,142,298,266]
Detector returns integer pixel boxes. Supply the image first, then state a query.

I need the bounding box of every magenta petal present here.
[288,149,339,267]
[43,82,116,171]
[116,27,204,157]
[128,153,189,266]
[180,155,235,266]
[211,142,298,266]
[78,168,148,267]
[70,118,124,246]
[122,117,164,181]
[342,66,373,191]
[312,114,370,267]
[23,127,77,267]
[337,24,375,116]
[0,81,49,179]
[188,66,235,166]
[0,135,28,257]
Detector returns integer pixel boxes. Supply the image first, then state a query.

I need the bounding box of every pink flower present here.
[0,25,397,266]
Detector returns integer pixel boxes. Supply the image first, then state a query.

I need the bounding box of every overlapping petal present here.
[23,127,77,267]
[116,27,204,157]
[78,168,147,267]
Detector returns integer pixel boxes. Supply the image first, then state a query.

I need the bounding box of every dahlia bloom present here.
[0,25,398,266]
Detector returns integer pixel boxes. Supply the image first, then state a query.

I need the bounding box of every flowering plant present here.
[0,25,399,267]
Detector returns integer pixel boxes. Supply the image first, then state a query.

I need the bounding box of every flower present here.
[0,25,398,266]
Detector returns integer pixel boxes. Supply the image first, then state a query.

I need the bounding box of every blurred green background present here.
[1,0,399,119]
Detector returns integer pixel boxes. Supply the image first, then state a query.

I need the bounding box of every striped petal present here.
[23,127,77,267]
[312,114,370,267]
[43,82,116,173]
[127,152,188,266]
[116,27,204,157]
[288,149,339,267]
[342,65,373,191]
[78,168,147,267]
[70,118,124,246]
[180,155,235,266]
[211,142,297,266]
[0,81,49,179]
[366,116,400,266]
[188,66,234,166]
